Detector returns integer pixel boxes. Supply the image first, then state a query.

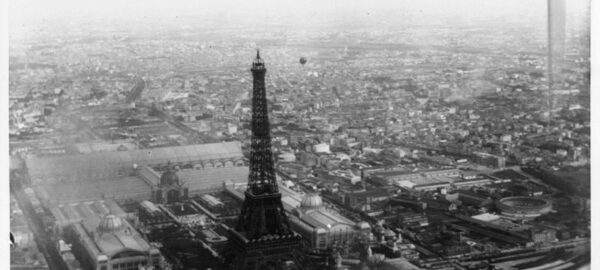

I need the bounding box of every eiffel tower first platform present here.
[223,50,308,270]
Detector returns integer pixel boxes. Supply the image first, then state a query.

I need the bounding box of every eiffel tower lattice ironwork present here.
[225,50,308,270]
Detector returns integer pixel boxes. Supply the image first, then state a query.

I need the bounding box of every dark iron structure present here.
[225,50,307,270]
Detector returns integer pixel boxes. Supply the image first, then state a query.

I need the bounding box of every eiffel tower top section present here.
[252,49,265,70]
[247,49,278,196]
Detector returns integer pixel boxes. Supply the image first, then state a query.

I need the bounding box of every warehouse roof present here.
[26,141,243,178]
[39,176,152,204]
[141,166,249,194]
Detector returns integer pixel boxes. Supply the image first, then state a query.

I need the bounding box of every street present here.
[12,179,69,270]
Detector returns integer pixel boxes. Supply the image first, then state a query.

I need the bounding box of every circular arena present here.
[496,196,552,218]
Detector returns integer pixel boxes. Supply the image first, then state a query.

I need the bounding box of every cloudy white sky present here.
[9,0,589,26]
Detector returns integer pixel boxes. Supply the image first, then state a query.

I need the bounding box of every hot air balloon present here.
[299,57,307,66]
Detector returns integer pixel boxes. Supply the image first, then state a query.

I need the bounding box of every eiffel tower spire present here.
[244,49,279,196]
[225,50,307,270]
[233,49,293,238]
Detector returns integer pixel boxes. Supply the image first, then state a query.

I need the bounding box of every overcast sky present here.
[9,0,589,26]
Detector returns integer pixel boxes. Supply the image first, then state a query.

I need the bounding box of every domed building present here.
[65,213,163,270]
[289,193,371,251]
[160,166,180,186]
[300,193,323,209]
[96,215,124,234]
[152,163,188,204]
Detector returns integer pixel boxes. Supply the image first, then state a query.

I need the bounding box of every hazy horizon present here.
[9,0,590,39]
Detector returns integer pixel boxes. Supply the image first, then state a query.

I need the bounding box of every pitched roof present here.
[56,200,153,258]
[40,176,152,204]
[26,141,244,178]
[300,209,355,230]
[141,166,249,193]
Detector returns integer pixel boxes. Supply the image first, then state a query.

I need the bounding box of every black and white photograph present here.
[2,0,595,269]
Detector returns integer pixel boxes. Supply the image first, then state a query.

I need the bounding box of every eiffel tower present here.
[224,50,307,270]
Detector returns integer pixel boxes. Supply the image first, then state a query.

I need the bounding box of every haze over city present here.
[7,0,592,270]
